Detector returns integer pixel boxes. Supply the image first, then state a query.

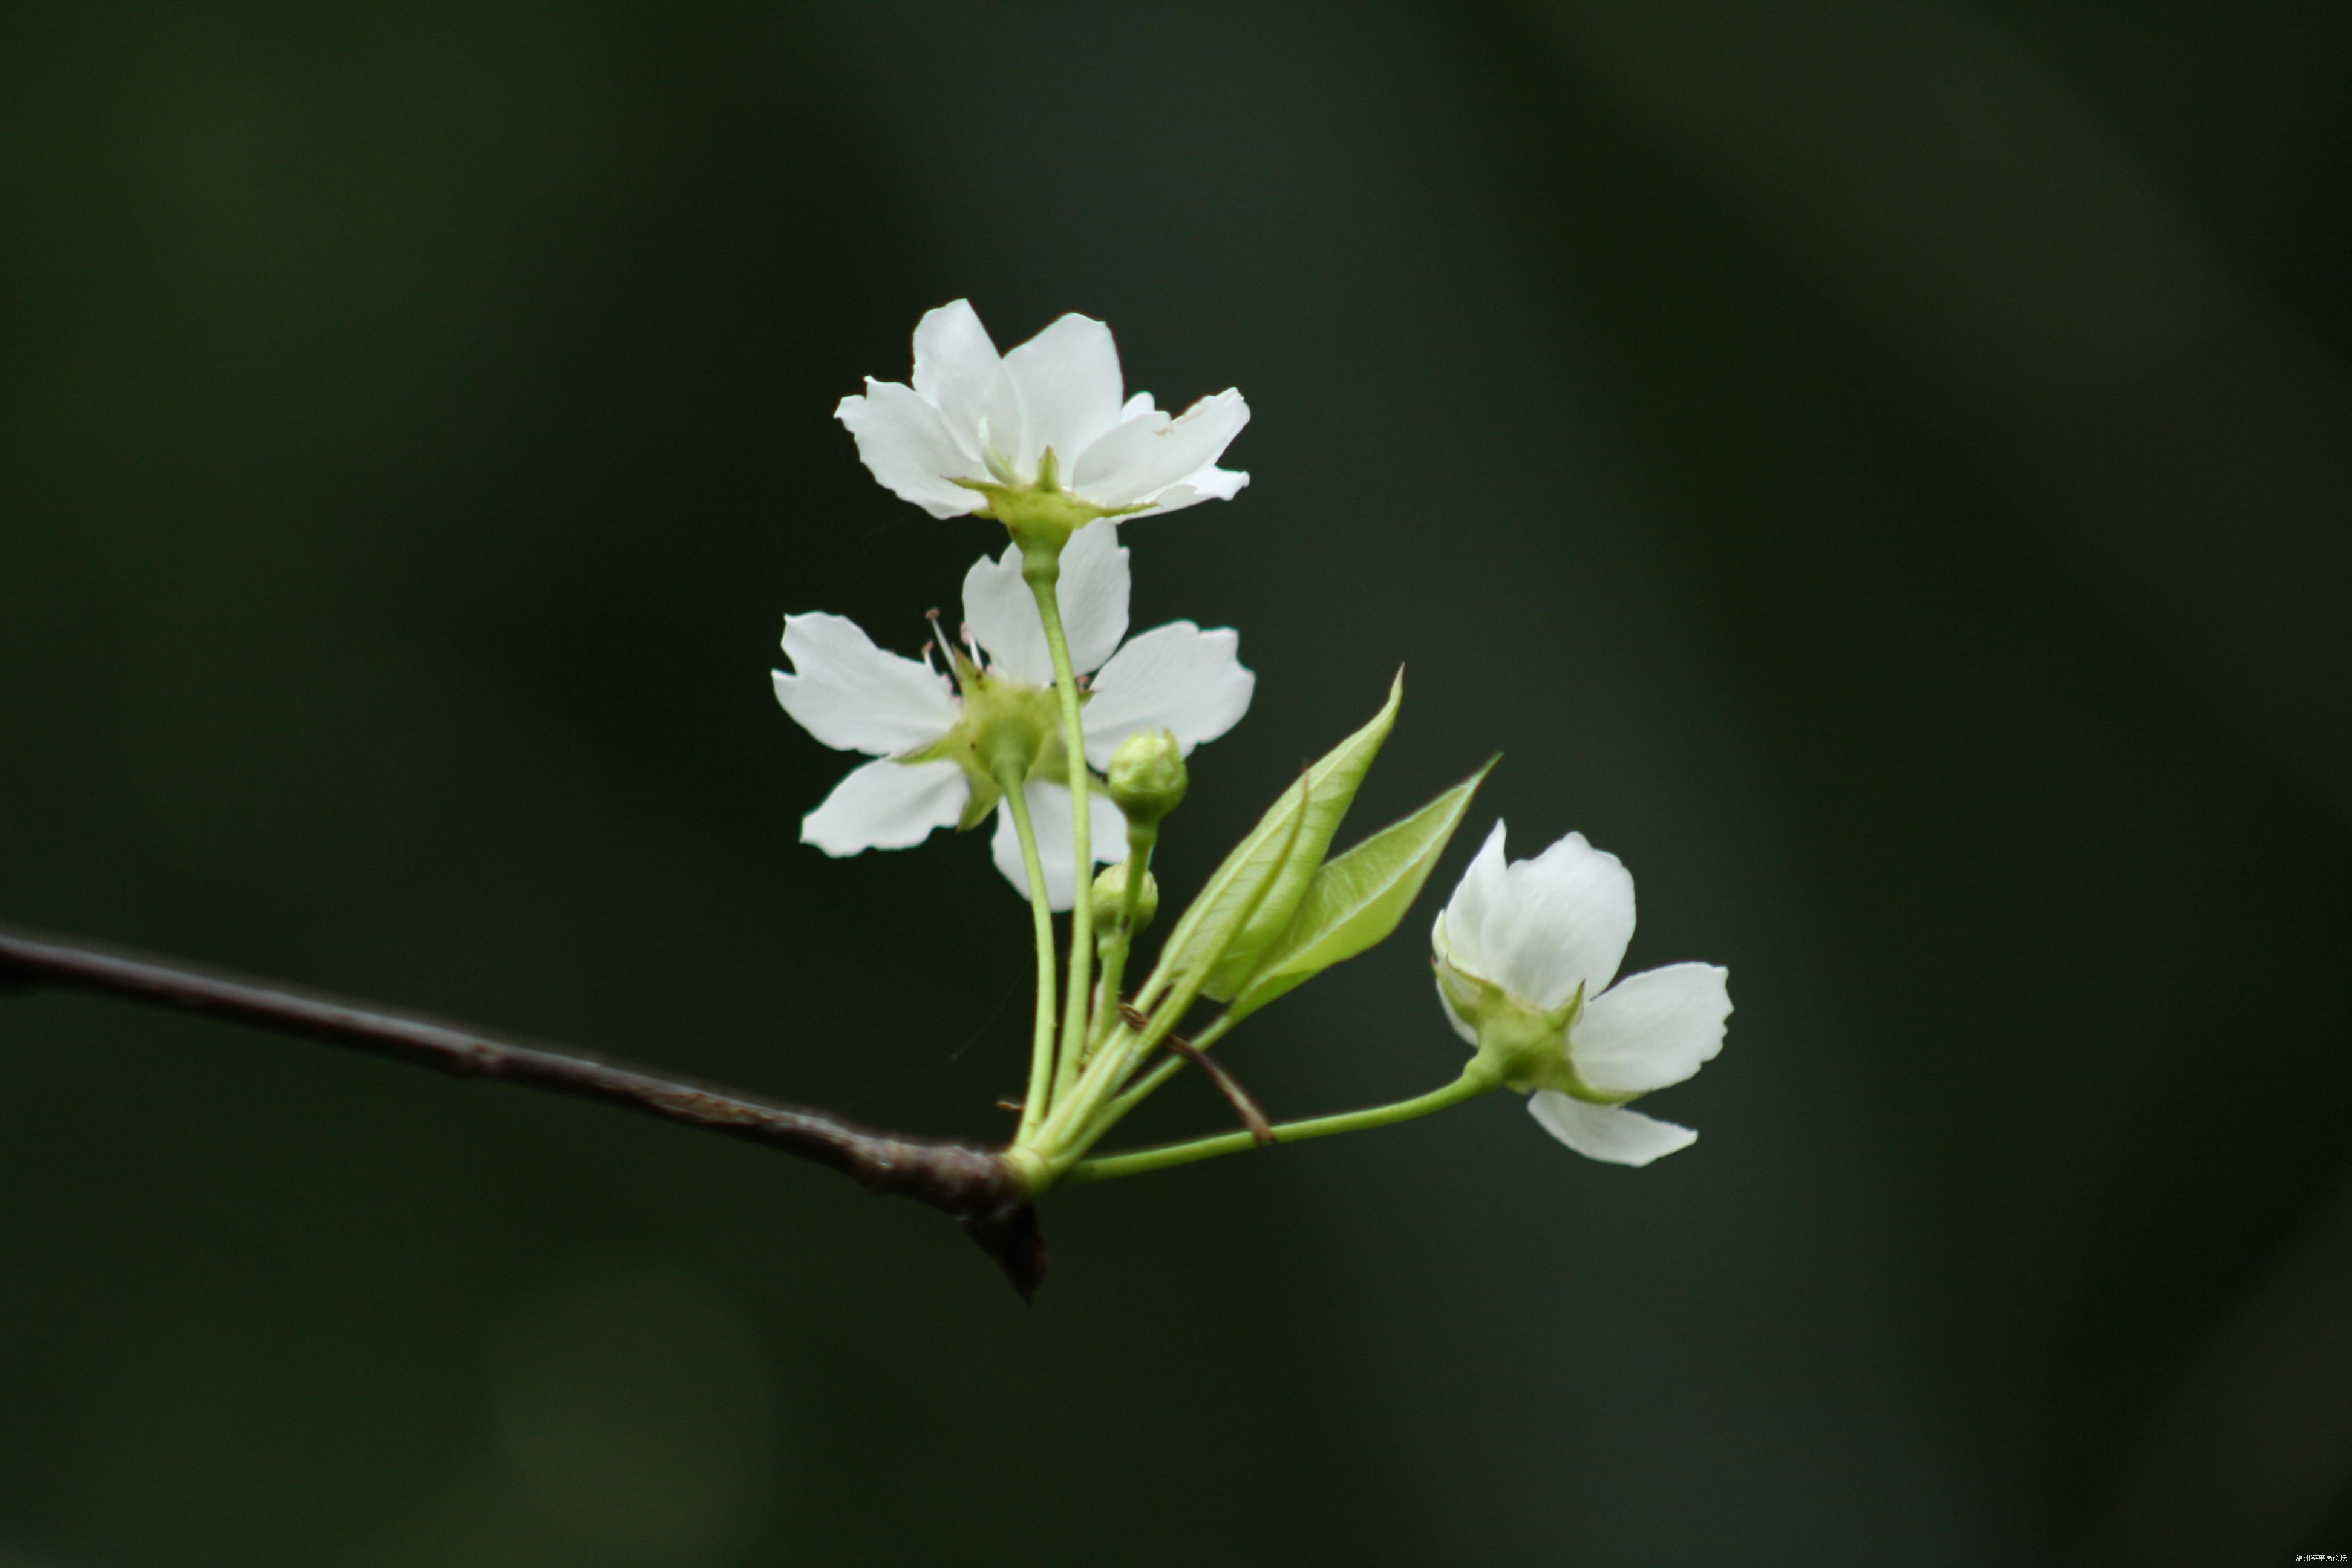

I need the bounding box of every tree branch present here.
[0,920,1046,1299]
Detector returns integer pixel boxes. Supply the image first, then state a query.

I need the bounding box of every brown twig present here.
[0,920,1047,1299]
[1120,1002,1275,1146]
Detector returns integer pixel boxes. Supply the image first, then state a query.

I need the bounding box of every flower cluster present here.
[771,301,1733,1190]
[774,518,1253,909]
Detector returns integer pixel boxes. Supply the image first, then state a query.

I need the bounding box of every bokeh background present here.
[4,2,2350,1563]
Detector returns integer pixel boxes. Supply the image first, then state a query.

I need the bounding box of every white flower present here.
[835,300,1250,522]
[771,521,1256,909]
[1432,822,1732,1167]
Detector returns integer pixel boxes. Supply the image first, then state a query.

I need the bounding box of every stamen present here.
[924,607,959,668]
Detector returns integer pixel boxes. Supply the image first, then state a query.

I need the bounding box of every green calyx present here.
[954,446,1142,552]
[901,652,1070,823]
[1435,956,1635,1103]
[1091,861,1158,935]
[1105,728,1188,830]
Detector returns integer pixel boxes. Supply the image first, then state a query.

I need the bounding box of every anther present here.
[924,607,960,668]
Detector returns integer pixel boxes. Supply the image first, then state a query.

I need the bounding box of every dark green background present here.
[5,3,2350,1564]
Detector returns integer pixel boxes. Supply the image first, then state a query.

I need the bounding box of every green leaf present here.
[1133,759,1315,1013]
[1140,671,1404,1008]
[1224,758,1495,1022]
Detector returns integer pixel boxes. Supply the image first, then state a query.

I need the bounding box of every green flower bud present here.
[1091,862,1160,935]
[1106,728,1188,831]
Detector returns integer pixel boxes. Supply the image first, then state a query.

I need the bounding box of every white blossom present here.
[1432,823,1731,1166]
[835,301,1249,521]
[772,522,1255,909]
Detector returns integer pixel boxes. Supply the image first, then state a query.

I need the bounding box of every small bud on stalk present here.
[1091,863,1160,936]
[1106,728,1188,835]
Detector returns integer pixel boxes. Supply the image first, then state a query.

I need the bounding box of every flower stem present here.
[1063,1063,1500,1184]
[997,764,1061,1143]
[1033,771,1312,1172]
[1021,545,1099,1119]
[1085,831,1155,1058]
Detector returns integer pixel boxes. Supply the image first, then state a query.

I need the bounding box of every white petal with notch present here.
[802,758,969,856]
[773,613,960,755]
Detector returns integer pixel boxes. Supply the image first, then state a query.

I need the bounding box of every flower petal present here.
[961,520,1129,685]
[912,300,1022,474]
[1071,389,1250,511]
[1433,821,1511,981]
[1527,1092,1697,1166]
[1002,313,1125,479]
[961,543,1051,685]
[773,613,960,755]
[802,757,968,856]
[1052,520,1131,675]
[989,780,1125,910]
[834,381,987,518]
[1080,621,1255,768]
[1485,831,1637,1011]
[1142,466,1251,516]
[1573,962,1732,1096]
[1434,972,1480,1047]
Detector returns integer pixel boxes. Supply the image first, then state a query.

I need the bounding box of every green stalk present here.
[1021,546,1098,1125]
[1063,1064,1500,1183]
[1030,962,1187,1171]
[1084,832,1156,1061]
[1032,791,1309,1173]
[998,764,1061,1143]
